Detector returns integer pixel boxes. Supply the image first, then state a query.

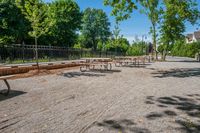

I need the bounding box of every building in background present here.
[186,30,200,43]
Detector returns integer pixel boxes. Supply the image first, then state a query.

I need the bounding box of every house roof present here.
[186,34,193,40]
[194,30,200,40]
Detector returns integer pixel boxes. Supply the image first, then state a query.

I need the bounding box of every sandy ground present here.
[0,56,200,133]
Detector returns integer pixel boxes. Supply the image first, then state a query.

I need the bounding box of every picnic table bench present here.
[0,75,14,96]
[80,58,112,72]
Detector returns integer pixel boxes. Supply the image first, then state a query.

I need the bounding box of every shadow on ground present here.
[0,90,26,102]
[166,60,199,63]
[62,72,106,78]
[145,94,200,133]
[62,69,122,78]
[151,68,200,78]
[89,69,121,74]
[117,63,152,68]
[95,119,151,133]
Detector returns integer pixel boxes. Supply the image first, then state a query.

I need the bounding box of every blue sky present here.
[45,0,200,43]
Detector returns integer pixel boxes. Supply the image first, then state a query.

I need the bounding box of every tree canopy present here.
[0,0,30,44]
[159,0,200,60]
[47,0,82,47]
[81,8,111,50]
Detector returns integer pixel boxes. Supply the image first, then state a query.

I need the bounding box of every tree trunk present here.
[35,37,39,71]
[93,38,97,51]
[161,50,167,61]
[152,23,158,61]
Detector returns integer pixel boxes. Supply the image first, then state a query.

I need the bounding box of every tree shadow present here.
[0,90,26,102]
[152,68,200,78]
[145,94,200,133]
[96,119,151,133]
[62,72,106,78]
[119,63,152,68]
[89,69,122,74]
[166,60,199,63]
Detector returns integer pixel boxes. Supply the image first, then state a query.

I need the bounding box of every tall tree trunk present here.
[152,23,158,61]
[161,49,167,61]
[35,37,39,71]
[92,38,97,51]
[163,50,167,61]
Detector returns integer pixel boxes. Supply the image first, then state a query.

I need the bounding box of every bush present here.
[126,41,147,56]
[171,41,200,58]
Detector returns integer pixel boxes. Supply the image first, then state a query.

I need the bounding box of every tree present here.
[159,0,200,60]
[104,0,137,22]
[48,0,82,47]
[139,0,160,60]
[16,0,51,68]
[105,37,129,54]
[127,41,147,56]
[81,8,111,50]
[0,0,30,45]
[104,0,160,60]
[112,22,121,40]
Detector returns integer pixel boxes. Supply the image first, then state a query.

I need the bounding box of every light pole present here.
[141,35,147,55]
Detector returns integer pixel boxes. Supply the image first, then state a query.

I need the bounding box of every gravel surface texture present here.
[0,56,200,133]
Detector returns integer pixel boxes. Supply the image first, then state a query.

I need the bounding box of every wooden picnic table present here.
[0,75,14,96]
[80,58,112,72]
[114,56,146,66]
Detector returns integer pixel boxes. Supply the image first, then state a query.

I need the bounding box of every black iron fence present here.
[0,44,123,64]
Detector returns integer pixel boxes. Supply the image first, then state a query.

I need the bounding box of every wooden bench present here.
[0,75,14,96]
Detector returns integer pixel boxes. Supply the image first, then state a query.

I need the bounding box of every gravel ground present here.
[0,56,200,133]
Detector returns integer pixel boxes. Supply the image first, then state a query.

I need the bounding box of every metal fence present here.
[0,44,123,64]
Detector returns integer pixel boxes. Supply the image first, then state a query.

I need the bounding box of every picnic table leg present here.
[80,66,85,72]
[109,63,112,70]
[0,79,10,96]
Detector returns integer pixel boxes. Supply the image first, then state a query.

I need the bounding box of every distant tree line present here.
[157,41,200,58]
[0,0,135,55]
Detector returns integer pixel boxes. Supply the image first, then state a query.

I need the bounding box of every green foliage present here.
[139,0,160,59]
[105,37,129,54]
[81,8,111,50]
[47,0,82,46]
[127,41,147,56]
[104,0,137,22]
[0,0,30,45]
[159,0,200,60]
[112,23,121,39]
[160,0,200,45]
[73,43,82,49]
[0,36,14,45]
[104,0,160,59]
[73,35,85,49]
[16,0,51,39]
[0,0,82,47]
[171,41,200,58]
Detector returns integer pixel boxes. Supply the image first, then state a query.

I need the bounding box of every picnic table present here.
[0,75,14,96]
[80,58,112,72]
[114,56,146,66]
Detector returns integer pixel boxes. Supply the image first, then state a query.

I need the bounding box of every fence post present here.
[49,44,51,62]
[67,47,69,60]
[22,41,25,63]
[81,48,83,59]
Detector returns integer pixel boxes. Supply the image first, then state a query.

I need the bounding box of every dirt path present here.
[0,57,200,133]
